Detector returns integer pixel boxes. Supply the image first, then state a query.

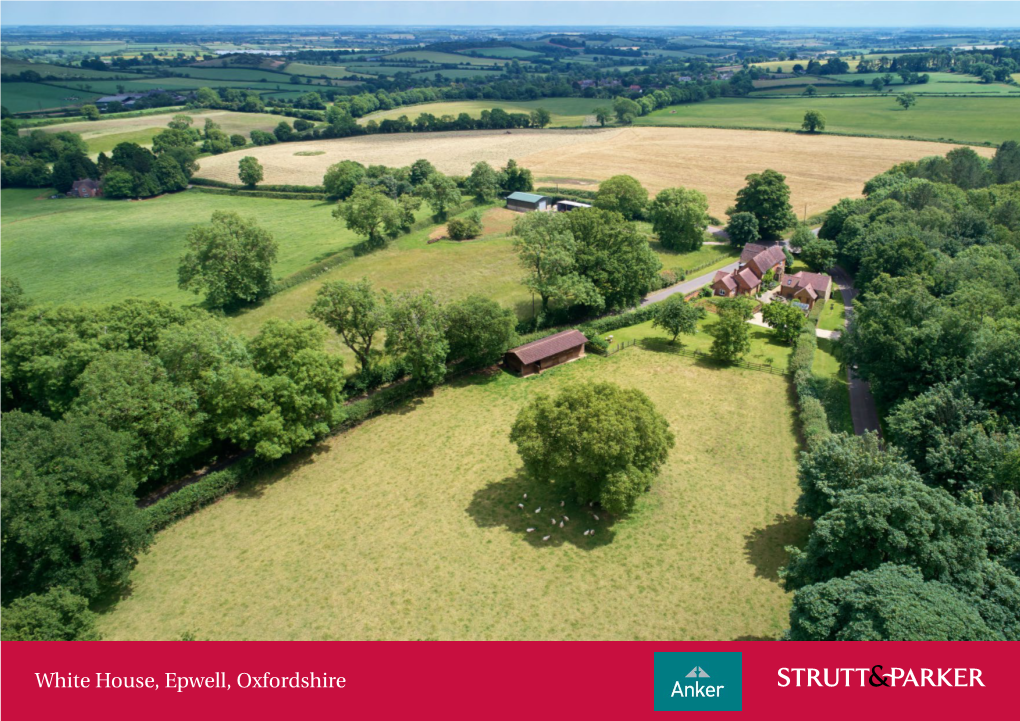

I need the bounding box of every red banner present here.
[2,641,1016,718]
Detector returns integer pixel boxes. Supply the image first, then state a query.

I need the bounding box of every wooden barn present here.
[505,191,550,213]
[504,329,588,377]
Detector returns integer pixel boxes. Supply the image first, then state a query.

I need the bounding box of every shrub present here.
[144,460,254,532]
[0,587,100,641]
[446,211,483,240]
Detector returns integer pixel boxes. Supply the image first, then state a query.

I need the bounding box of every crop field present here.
[0,188,404,307]
[97,344,804,641]
[410,67,506,80]
[282,62,375,79]
[463,47,543,59]
[382,50,509,65]
[0,82,105,113]
[0,58,138,79]
[195,127,990,219]
[21,110,288,154]
[360,98,605,127]
[636,96,1018,145]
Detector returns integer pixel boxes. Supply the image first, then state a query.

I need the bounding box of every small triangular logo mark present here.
[685,666,710,678]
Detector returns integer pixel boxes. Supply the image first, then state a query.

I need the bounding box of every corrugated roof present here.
[507,329,588,366]
[506,192,548,203]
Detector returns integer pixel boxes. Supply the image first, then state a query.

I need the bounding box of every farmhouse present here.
[67,179,103,198]
[506,191,551,212]
[504,329,588,377]
[778,270,833,310]
[711,244,786,297]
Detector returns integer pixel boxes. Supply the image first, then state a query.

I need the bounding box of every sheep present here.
[523,493,527,500]
[560,501,565,507]
[593,514,600,521]
[527,528,535,533]
[535,507,541,513]
[559,521,564,528]
[517,503,524,509]
[551,518,556,525]
[583,530,590,536]
[563,515,569,522]
[543,535,550,541]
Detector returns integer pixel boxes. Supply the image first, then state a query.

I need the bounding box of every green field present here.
[359,98,604,127]
[0,188,403,307]
[282,62,375,79]
[0,58,139,79]
[97,343,804,641]
[0,82,105,113]
[824,72,1020,95]
[20,109,290,155]
[410,67,507,80]
[636,95,1019,145]
[462,47,543,59]
[816,287,847,333]
[814,338,853,435]
[382,50,509,66]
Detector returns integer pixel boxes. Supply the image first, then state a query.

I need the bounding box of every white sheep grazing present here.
[517,504,524,509]
[551,518,556,525]
[563,515,569,522]
[535,507,541,513]
[543,535,550,541]
[523,493,527,500]
[559,521,564,528]
[593,514,600,521]
[583,530,590,536]
[589,501,594,507]
[527,528,535,533]
[589,529,595,536]
[560,501,565,507]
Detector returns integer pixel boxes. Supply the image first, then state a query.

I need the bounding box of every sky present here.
[2,1,1020,28]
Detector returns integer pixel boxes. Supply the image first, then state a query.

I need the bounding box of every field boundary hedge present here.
[788,304,832,446]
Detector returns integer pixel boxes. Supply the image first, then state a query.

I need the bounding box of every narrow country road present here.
[641,260,739,306]
[829,266,882,437]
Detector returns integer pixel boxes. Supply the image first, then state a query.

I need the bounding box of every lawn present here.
[0,188,394,307]
[637,95,1019,145]
[816,288,847,333]
[814,337,853,435]
[596,315,794,370]
[96,344,805,641]
[652,241,740,276]
[359,98,604,127]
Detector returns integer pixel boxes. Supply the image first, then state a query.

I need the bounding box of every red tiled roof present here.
[507,329,588,366]
[712,270,738,292]
[746,245,786,278]
[785,271,832,295]
[736,267,761,290]
[739,243,770,263]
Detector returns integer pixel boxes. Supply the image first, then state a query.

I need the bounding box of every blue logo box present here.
[654,652,743,711]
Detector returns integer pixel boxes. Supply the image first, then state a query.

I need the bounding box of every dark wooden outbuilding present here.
[504,329,588,377]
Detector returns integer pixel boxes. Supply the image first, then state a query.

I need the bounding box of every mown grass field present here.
[814,338,854,435]
[823,72,1020,95]
[21,109,288,154]
[359,98,605,128]
[0,188,395,307]
[97,345,805,641]
[636,95,1018,145]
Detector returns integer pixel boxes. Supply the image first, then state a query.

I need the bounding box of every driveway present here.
[830,265,882,437]
[641,260,739,306]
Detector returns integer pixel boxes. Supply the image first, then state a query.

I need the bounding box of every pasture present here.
[636,95,1018,145]
[97,344,804,641]
[196,127,996,220]
[0,188,398,307]
[0,82,104,113]
[382,50,509,66]
[20,109,289,154]
[360,98,605,127]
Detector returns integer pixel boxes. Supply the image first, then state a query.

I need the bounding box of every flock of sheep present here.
[518,493,600,541]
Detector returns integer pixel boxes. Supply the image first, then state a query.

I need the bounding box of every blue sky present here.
[2,2,1019,28]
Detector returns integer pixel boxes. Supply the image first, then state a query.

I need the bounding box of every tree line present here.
[781,141,1020,640]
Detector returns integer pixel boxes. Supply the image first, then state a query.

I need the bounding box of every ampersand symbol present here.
[869,665,890,687]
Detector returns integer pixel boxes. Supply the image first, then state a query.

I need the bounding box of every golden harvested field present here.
[195,127,993,218]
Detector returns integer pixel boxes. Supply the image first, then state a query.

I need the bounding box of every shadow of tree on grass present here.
[466,472,617,550]
[743,513,812,583]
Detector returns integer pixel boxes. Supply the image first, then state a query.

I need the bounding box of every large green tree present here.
[788,564,997,641]
[593,174,648,220]
[652,294,703,345]
[178,211,278,310]
[384,291,450,388]
[783,474,987,591]
[733,169,797,241]
[465,161,500,202]
[711,307,751,362]
[1,411,149,599]
[237,156,264,188]
[512,211,598,314]
[761,300,806,344]
[323,159,366,199]
[333,184,407,248]
[649,186,710,252]
[417,172,462,219]
[509,382,675,515]
[445,295,518,368]
[309,278,384,373]
[0,587,101,641]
